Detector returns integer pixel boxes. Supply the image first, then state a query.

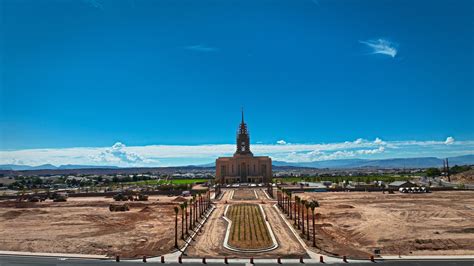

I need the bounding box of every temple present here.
[215,110,272,184]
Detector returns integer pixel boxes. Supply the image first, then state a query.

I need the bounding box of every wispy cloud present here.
[1,137,472,167]
[184,44,219,52]
[360,38,398,58]
[83,0,103,9]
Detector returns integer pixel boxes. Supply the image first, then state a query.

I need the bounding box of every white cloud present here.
[184,44,218,52]
[374,137,385,145]
[357,146,385,155]
[360,39,398,58]
[276,140,287,145]
[91,142,151,165]
[445,137,455,145]
[0,138,472,167]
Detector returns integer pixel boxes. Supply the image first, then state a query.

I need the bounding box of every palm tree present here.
[301,199,306,234]
[305,201,310,240]
[180,203,185,240]
[198,193,203,218]
[278,188,282,207]
[183,201,189,236]
[288,191,292,219]
[310,200,319,247]
[193,195,197,224]
[295,196,300,227]
[189,198,194,230]
[207,190,211,210]
[174,206,179,248]
[280,188,284,211]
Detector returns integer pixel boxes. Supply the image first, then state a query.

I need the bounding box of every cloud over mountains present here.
[1,136,470,167]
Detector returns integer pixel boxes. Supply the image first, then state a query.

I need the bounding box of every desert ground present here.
[0,195,186,258]
[298,191,474,258]
[1,189,472,260]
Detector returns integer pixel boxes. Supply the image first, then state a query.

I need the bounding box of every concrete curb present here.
[0,251,107,260]
[222,204,278,253]
[262,188,272,199]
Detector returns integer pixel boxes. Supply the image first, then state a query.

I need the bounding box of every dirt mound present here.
[335,204,354,209]
[139,206,153,213]
[320,223,333,227]
[172,196,187,202]
[447,227,474,234]
[2,210,23,219]
[450,170,474,184]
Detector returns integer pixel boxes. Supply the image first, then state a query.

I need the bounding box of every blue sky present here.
[1,0,473,166]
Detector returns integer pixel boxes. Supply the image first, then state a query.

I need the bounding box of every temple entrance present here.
[240,162,247,182]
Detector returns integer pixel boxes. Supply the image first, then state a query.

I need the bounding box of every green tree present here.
[426,168,441,177]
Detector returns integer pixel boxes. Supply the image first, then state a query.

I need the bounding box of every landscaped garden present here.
[227,204,273,250]
[232,189,257,200]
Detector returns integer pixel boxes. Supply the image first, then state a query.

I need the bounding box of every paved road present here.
[1,255,473,266]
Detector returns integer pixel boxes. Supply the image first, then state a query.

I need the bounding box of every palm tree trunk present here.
[312,209,316,247]
[293,200,297,225]
[174,213,178,248]
[189,205,193,230]
[185,208,189,236]
[289,197,292,219]
[301,204,305,234]
[181,210,184,240]
[306,207,310,240]
[296,201,300,228]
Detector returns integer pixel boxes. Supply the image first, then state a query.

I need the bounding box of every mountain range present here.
[273,154,474,168]
[0,164,119,171]
[1,155,472,171]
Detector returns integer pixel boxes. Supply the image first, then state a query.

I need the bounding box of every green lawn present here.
[126,178,210,186]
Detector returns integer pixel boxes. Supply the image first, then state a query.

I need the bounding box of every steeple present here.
[235,109,252,156]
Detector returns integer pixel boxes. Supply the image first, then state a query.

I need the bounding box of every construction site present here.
[297,191,474,258]
[0,188,473,261]
[0,194,203,259]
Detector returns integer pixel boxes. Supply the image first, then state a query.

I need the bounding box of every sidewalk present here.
[0,250,107,260]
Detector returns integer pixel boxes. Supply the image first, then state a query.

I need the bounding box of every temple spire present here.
[235,108,252,156]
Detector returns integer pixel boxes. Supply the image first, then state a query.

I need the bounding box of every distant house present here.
[388,181,417,190]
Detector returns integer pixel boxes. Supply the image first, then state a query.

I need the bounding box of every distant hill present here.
[1,154,472,172]
[273,154,474,169]
[0,164,119,171]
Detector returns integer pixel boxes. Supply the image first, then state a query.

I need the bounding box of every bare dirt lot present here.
[298,191,474,258]
[0,196,185,258]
